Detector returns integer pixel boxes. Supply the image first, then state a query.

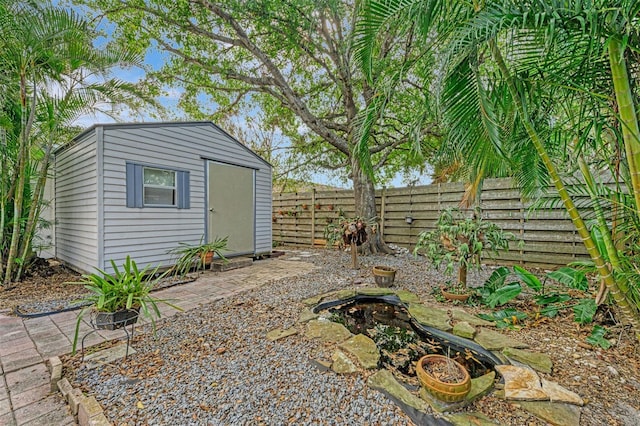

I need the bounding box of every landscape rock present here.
[408,303,452,332]
[305,320,353,343]
[474,329,529,351]
[495,365,547,401]
[502,347,553,374]
[395,290,420,304]
[451,310,495,327]
[540,378,584,406]
[266,327,298,341]
[356,287,396,297]
[338,334,380,369]
[446,412,499,426]
[518,401,581,426]
[331,350,358,374]
[297,308,319,323]
[466,371,496,401]
[367,369,428,412]
[453,321,476,339]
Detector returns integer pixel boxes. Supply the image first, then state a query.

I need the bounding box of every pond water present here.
[326,300,495,380]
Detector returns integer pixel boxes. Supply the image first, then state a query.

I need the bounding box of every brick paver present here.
[0,256,315,425]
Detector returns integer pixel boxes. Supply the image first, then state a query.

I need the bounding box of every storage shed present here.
[49,121,272,273]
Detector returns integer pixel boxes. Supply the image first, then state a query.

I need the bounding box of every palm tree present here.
[356,0,640,334]
[0,0,148,284]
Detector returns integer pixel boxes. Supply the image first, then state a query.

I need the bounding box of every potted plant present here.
[372,265,396,287]
[440,281,471,301]
[167,236,228,277]
[416,354,471,402]
[70,256,182,354]
[301,203,309,210]
[414,207,513,289]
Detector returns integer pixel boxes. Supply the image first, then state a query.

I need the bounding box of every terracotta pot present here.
[441,287,470,302]
[372,265,396,287]
[327,204,334,211]
[416,354,471,402]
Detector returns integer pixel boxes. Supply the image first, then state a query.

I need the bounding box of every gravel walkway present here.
[67,249,499,425]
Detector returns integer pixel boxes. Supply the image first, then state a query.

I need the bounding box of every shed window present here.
[143,167,176,206]
[126,163,190,209]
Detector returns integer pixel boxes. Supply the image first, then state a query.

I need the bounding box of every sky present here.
[71,3,432,190]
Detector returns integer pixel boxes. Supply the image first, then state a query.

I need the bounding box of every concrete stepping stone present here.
[502,347,552,374]
[408,303,452,332]
[338,334,380,369]
[474,328,529,351]
[84,344,136,370]
[305,320,352,343]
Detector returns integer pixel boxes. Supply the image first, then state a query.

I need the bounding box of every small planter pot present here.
[441,287,471,302]
[94,308,140,330]
[372,266,396,287]
[416,354,471,402]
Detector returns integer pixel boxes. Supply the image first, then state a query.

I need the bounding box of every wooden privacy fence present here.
[272,177,589,268]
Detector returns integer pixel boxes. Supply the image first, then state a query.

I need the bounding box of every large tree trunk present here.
[351,156,393,255]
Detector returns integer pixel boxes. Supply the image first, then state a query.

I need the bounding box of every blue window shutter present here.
[177,171,190,209]
[126,163,143,208]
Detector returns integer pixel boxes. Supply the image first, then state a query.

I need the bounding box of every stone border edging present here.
[47,356,113,426]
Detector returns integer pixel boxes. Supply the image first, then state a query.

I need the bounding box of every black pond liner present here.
[13,276,197,318]
[313,294,504,369]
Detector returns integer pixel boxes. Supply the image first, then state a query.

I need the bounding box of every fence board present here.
[272,180,593,267]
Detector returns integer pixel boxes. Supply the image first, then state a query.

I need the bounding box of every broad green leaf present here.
[586,325,611,349]
[547,267,588,291]
[534,293,571,305]
[513,265,542,291]
[485,283,522,308]
[573,298,597,324]
[483,266,510,291]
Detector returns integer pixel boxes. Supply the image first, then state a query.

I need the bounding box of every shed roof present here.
[59,121,271,167]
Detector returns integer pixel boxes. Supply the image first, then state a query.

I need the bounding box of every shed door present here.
[208,161,255,255]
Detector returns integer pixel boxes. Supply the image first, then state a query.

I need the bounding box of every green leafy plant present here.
[414,207,514,286]
[586,325,611,349]
[167,236,228,277]
[70,256,182,354]
[477,309,528,329]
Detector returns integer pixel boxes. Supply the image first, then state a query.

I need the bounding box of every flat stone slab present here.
[495,365,547,401]
[297,308,319,323]
[331,350,357,374]
[453,321,476,339]
[519,401,581,426]
[367,369,428,412]
[541,378,584,406]
[395,290,420,304]
[305,320,353,343]
[466,371,496,401]
[338,334,380,369]
[408,303,452,332]
[356,288,396,297]
[474,328,529,351]
[503,347,552,374]
[447,412,500,425]
[84,344,136,369]
[211,257,252,272]
[266,327,298,342]
[451,310,495,327]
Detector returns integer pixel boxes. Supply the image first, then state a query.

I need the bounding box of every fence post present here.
[380,187,386,237]
[311,188,316,246]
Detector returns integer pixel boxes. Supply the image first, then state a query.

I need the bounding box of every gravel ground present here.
[64,247,640,426]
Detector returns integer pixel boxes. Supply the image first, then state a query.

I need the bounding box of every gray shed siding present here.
[100,123,271,271]
[54,132,99,273]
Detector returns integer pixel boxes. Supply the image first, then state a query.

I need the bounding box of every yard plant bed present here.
[17,250,640,424]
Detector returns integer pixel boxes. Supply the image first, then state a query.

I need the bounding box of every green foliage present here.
[477,309,528,329]
[167,236,228,277]
[547,267,588,291]
[70,256,182,354]
[414,207,514,285]
[369,323,417,352]
[573,299,598,324]
[586,325,611,350]
[513,265,542,292]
